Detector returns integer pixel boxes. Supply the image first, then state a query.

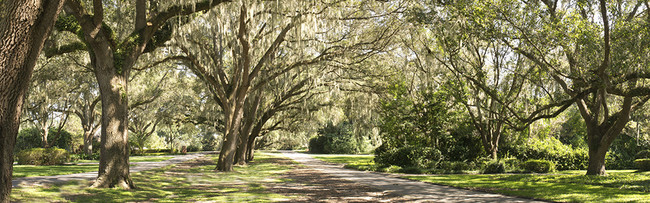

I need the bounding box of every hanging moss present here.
[144,22,173,53]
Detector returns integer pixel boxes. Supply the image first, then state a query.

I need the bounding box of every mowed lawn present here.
[11,153,295,202]
[12,156,174,178]
[313,154,650,202]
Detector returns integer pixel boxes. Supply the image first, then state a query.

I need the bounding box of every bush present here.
[70,152,100,161]
[438,161,470,172]
[16,148,70,165]
[375,145,441,168]
[308,136,327,154]
[399,166,424,174]
[377,165,402,173]
[637,150,650,159]
[635,159,650,171]
[483,161,506,174]
[502,137,588,170]
[186,145,201,152]
[308,121,362,154]
[522,159,555,173]
[503,158,522,172]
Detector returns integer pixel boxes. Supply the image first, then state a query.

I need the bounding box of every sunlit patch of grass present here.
[73,156,173,164]
[405,173,650,202]
[313,155,377,171]
[11,153,296,202]
[12,165,98,178]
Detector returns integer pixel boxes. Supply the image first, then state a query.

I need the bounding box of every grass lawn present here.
[12,165,98,178]
[11,153,295,202]
[13,156,175,178]
[315,154,650,202]
[73,156,174,164]
[312,154,376,171]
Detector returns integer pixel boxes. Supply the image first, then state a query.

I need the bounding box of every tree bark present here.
[0,0,65,201]
[216,104,245,171]
[586,139,608,175]
[88,51,135,189]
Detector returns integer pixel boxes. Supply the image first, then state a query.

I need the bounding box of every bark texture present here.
[0,0,64,202]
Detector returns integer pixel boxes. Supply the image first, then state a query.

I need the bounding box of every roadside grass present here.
[315,154,650,202]
[13,156,175,178]
[312,154,376,171]
[12,165,98,178]
[11,153,295,202]
[73,156,174,163]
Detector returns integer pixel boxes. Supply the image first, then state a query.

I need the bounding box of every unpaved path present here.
[278,150,547,203]
[11,152,210,187]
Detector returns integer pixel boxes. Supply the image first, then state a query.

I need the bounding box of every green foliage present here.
[635,159,650,171]
[376,82,481,169]
[47,128,73,150]
[502,137,588,170]
[482,160,506,174]
[375,145,441,168]
[399,166,424,174]
[607,134,648,169]
[308,121,362,154]
[437,161,471,173]
[522,159,555,173]
[16,148,70,165]
[70,152,100,161]
[15,128,74,152]
[15,128,42,153]
[637,150,650,159]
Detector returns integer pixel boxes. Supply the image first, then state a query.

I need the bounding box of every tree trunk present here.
[246,131,260,162]
[83,130,94,156]
[234,120,254,165]
[586,142,608,175]
[216,105,245,171]
[0,1,64,202]
[41,125,49,147]
[89,54,134,189]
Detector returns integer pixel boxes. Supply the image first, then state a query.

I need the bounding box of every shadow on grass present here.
[406,173,650,202]
[11,153,294,202]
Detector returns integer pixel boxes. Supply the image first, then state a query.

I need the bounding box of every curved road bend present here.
[279,150,548,203]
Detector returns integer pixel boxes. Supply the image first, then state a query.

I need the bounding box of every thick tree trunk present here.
[234,121,254,165]
[83,130,94,156]
[0,1,64,202]
[90,55,134,189]
[245,130,260,162]
[586,143,608,175]
[217,105,244,171]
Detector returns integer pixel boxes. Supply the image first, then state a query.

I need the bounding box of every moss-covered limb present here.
[143,22,174,54]
[43,41,86,58]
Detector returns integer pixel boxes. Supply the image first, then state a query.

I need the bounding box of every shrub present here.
[309,121,362,154]
[16,148,69,165]
[399,166,424,174]
[635,159,650,171]
[70,152,99,161]
[438,161,470,172]
[503,158,522,172]
[482,161,506,174]
[522,159,555,173]
[378,165,402,173]
[308,135,327,154]
[637,150,650,159]
[375,145,441,168]
[186,145,201,152]
[502,137,588,170]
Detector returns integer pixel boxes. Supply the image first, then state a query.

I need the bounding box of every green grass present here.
[406,172,650,202]
[312,154,377,171]
[315,154,650,202]
[74,156,173,164]
[12,165,98,178]
[11,153,295,202]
